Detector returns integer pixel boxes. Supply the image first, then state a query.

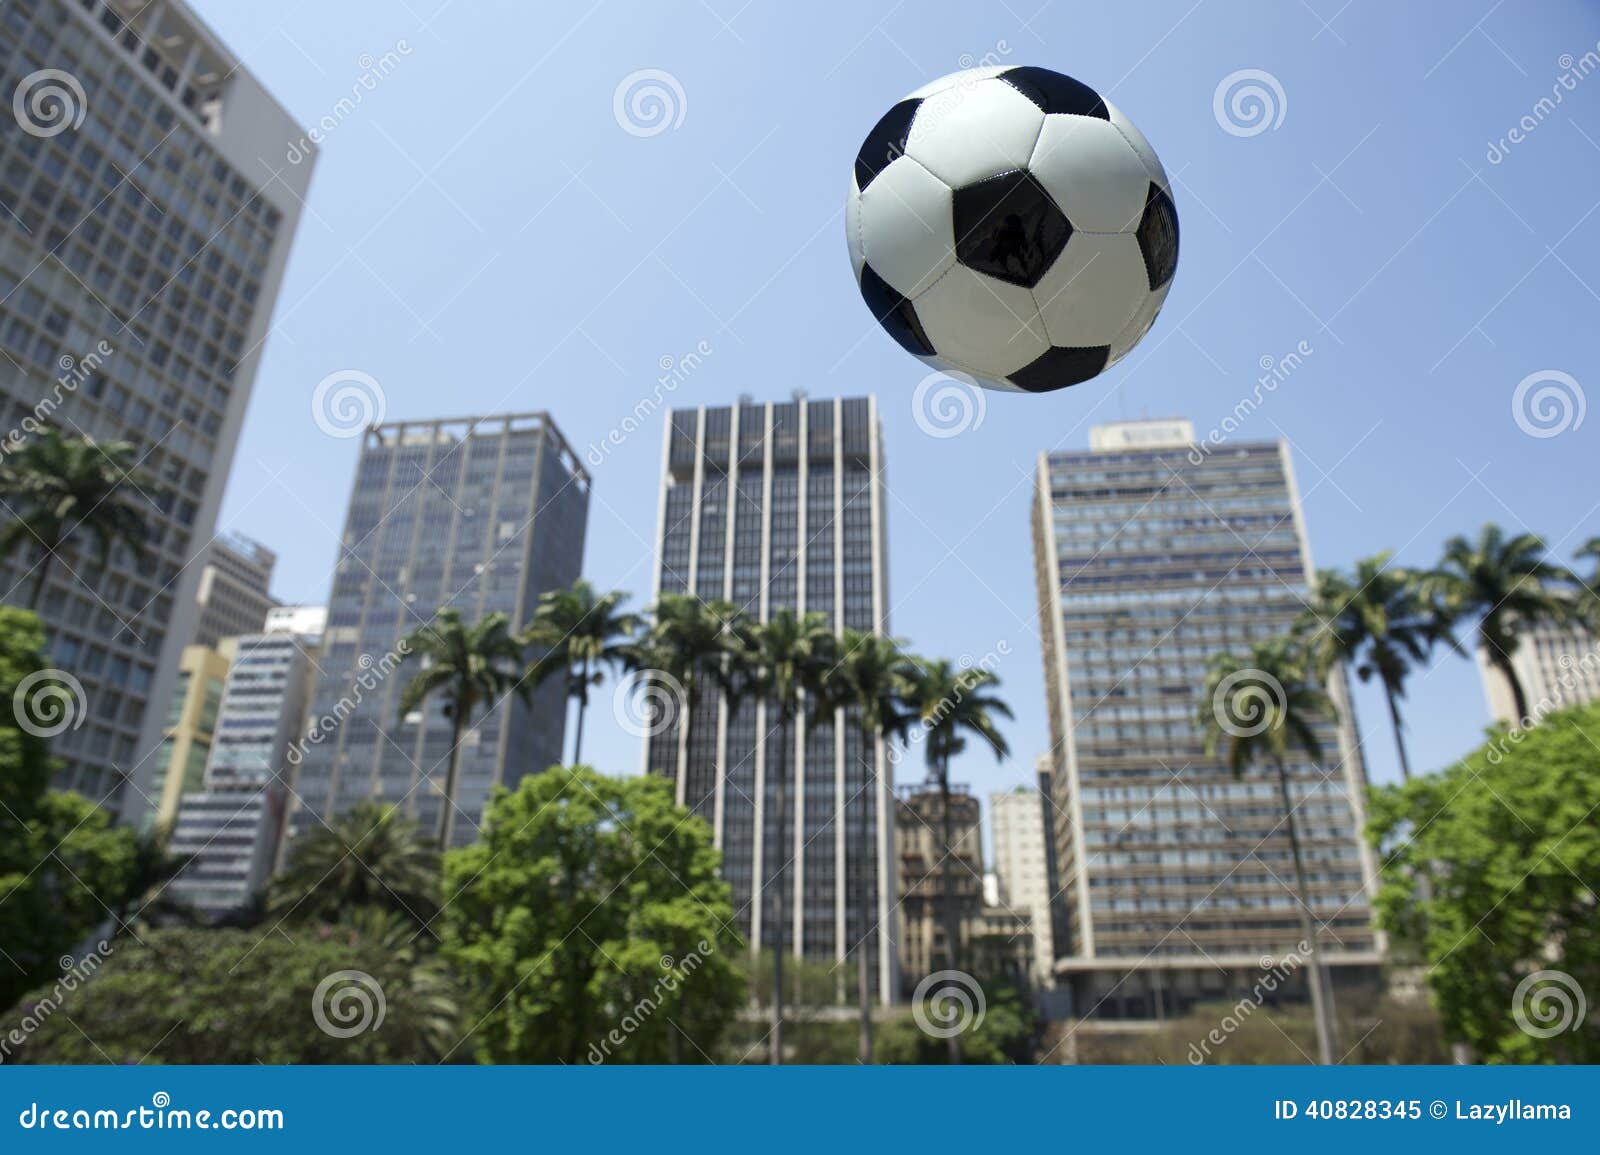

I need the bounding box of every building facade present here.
[646,396,896,1002]
[0,0,313,808]
[166,611,321,917]
[990,783,1057,988]
[286,413,588,849]
[1476,612,1600,726]
[191,531,277,647]
[1032,419,1380,1019]
[143,639,232,832]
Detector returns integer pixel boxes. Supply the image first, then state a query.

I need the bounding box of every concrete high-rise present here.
[1031,419,1380,1018]
[286,413,589,849]
[646,396,895,1002]
[0,0,313,809]
[191,532,278,647]
[990,782,1057,989]
[1476,613,1600,726]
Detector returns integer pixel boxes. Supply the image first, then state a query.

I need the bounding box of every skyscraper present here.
[191,531,278,647]
[990,782,1057,989]
[0,0,313,808]
[1031,419,1380,1018]
[287,413,589,849]
[647,396,895,1002]
[1476,612,1600,727]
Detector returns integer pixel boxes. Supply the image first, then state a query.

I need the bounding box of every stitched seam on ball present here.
[1105,118,1167,191]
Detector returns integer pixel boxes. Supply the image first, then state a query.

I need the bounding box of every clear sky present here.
[195,0,1600,812]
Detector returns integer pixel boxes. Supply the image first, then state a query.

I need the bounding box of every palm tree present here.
[902,656,1011,1064]
[270,801,441,928]
[634,594,746,806]
[1425,524,1574,723]
[522,580,640,764]
[738,609,836,1065]
[0,428,152,608]
[814,628,914,1062]
[1298,554,1458,781]
[395,609,527,850]
[1200,636,1339,1065]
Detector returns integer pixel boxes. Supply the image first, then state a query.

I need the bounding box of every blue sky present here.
[197,0,1600,810]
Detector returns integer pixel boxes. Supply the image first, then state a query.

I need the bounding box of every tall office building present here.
[647,396,896,1002]
[1476,612,1600,726]
[191,531,278,647]
[166,607,322,917]
[990,783,1057,988]
[1031,419,1380,1018]
[287,413,588,849]
[0,0,313,808]
[144,638,233,831]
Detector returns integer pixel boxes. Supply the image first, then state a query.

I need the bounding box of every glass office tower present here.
[1032,419,1380,1018]
[647,395,896,1003]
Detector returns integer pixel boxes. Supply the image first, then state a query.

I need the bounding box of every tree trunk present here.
[1274,753,1335,1064]
[1492,647,1530,724]
[1383,680,1412,781]
[857,724,874,1064]
[673,677,696,808]
[571,655,589,765]
[27,551,54,610]
[770,710,788,1066]
[939,754,963,1065]
[436,709,464,851]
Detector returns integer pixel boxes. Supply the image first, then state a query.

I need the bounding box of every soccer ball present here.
[846,66,1178,393]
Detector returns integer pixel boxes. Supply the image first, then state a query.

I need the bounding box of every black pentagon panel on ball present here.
[1136,182,1179,290]
[1007,344,1110,393]
[952,170,1072,289]
[854,99,922,191]
[858,263,936,357]
[997,67,1109,119]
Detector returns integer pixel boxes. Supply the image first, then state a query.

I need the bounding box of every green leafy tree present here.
[11,913,460,1063]
[1425,524,1574,722]
[0,428,151,608]
[634,594,746,801]
[395,609,526,849]
[736,609,837,1064]
[440,766,745,1064]
[1299,554,1458,780]
[270,801,441,929]
[0,607,137,1013]
[1199,637,1339,1065]
[1368,697,1600,1063]
[814,627,914,1061]
[902,656,1011,1062]
[522,580,640,764]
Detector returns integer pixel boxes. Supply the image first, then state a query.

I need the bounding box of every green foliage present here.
[901,657,1012,774]
[1199,636,1333,774]
[440,766,746,1063]
[10,914,461,1063]
[0,607,138,1013]
[877,979,1036,1064]
[522,580,640,762]
[270,801,441,929]
[1368,698,1600,1063]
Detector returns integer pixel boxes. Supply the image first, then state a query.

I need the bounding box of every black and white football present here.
[847,66,1178,393]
